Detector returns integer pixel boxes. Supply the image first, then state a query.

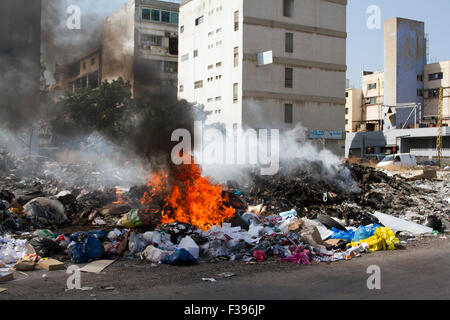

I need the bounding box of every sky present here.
[347,0,450,88]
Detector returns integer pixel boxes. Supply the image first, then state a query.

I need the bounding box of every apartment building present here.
[345,88,362,133]
[423,61,450,126]
[102,0,179,98]
[178,0,347,155]
[52,47,102,95]
[361,71,385,131]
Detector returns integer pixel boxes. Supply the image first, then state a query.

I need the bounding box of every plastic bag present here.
[33,229,55,239]
[353,224,379,242]
[69,233,105,264]
[348,227,399,252]
[142,245,173,263]
[252,250,267,262]
[163,249,198,266]
[117,209,142,228]
[328,228,355,243]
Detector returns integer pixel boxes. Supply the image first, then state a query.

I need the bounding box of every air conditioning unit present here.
[365,98,371,104]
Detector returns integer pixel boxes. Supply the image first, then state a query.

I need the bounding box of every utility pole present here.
[436,87,443,168]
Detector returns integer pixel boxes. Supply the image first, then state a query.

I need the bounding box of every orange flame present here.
[140,164,235,231]
[113,188,124,204]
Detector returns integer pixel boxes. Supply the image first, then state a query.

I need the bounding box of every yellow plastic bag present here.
[348,227,399,252]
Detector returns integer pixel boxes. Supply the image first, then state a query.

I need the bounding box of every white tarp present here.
[373,211,433,235]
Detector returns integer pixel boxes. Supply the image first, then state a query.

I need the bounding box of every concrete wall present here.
[345,88,362,133]
[384,18,425,128]
[178,0,243,128]
[102,0,136,89]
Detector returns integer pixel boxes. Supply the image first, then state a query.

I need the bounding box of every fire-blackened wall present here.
[0,0,42,131]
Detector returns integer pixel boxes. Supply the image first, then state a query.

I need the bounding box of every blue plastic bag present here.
[70,233,105,264]
[353,224,380,242]
[328,228,355,243]
[69,230,108,242]
[163,249,198,266]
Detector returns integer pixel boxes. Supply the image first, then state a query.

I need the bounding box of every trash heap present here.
[0,154,448,273]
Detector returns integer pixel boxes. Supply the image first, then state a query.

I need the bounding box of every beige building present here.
[345,88,362,133]
[52,47,102,95]
[102,0,179,98]
[424,61,450,126]
[361,71,384,131]
[178,0,347,155]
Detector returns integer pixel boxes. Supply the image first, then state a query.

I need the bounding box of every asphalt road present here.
[1,237,449,300]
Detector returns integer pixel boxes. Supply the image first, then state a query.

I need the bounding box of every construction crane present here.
[436,87,443,168]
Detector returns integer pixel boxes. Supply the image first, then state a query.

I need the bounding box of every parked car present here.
[376,154,417,168]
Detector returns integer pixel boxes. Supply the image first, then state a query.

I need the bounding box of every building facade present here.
[423,61,450,126]
[52,47,102,95]
[178,0,347,156]
[384,18,426,128]
[345,88,362,133]
[102,0,179,98]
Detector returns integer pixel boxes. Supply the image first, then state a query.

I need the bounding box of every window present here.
[215,75,222,80]
[215,96,222,101]
[180,25,184,33]
[169,37,178,55]
[367,83,377,90]
[283,0,294,18]
[83,62,86,70]
[345,119,349,125]
[367,97,377,104]
[179,85,184,92]
[195,16,204,26]
[151,9,160,21]
[345,92,349,98]
[161,11,170,23]
[417,74,423,82]
[216,28,222,33]
[142,8,151,20]
[208,65,214,70]
[216,41,222,46]
[207,98,213,103]
[164,61,178,73]
[285,104,293,124]
[428,88,440,98]
[285,68,293,88]
[194,80,203,89]
[429,72,443,81]
[88,71,99,88]
[208,31,214,37]
[170,12,179,25]
[234,11,239,31]
[216,62,222,67]
[193,50,198,58]
[234,47,239,67]
[285,33,293,53]
[417,89,423,97]
[140,34,163,49]
[345,108,349,115]
[233,83,238,103]
[91,58,95,65]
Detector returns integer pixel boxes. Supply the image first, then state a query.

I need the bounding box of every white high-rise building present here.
[178,0,347,155]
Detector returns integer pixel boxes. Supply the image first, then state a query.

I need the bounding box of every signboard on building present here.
[310,130,325,139]
[257,51,273,66]
[326,131,343,140]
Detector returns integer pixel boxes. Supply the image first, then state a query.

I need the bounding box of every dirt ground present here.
[1,235,448,300]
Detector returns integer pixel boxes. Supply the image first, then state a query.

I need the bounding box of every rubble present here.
[0,150,448,277]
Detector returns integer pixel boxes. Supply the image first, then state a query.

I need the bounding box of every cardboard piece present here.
[38,259,65,271]
[15,259,36,271]
[80,260,116,273]
[0,288,7,293]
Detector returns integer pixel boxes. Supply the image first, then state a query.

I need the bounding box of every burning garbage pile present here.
[0,150,448,274]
